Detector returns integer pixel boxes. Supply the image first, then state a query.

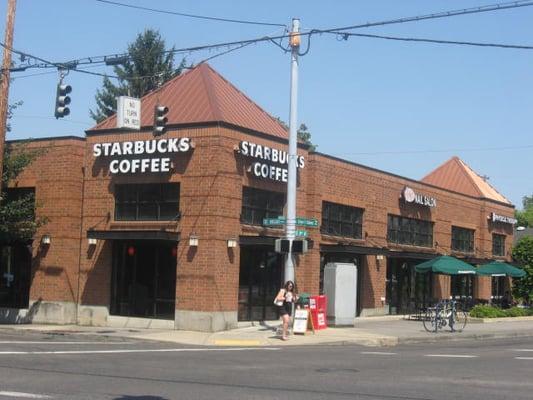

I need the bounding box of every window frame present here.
[320,201,364,239]
[114,183,180,222]
[240,186,285,226]
[387,214,434,248]
[492,233,506,256]
[451,226,475,254]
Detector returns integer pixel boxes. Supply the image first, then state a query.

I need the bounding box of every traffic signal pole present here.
[284,18,300,284]
[0,0,17,182]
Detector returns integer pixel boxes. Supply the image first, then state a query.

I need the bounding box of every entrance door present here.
[387,258,432,314]
[0,244,32,309]
[238,246,283,321]
[111,241,177,319]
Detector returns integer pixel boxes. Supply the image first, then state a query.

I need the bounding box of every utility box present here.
[324,262,357,326]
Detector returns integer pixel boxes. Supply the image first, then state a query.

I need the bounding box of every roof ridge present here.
[202,63,288,134]
[89,66,197,131]
[198,63,222,121]
[458,158,511,204]
[454,157,483,197]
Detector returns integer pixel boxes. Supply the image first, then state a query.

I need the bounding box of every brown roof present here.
[88,63,288,138]
[421,156,512,205]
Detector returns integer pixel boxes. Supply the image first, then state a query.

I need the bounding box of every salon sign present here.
[402,186,437,208]
[93,138,192,174]
[237,141,305,183]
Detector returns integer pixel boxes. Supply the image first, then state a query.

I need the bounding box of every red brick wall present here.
[8,138,85,304]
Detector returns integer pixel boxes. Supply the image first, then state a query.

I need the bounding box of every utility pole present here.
[0,0,17,182]
[284,18,300,284]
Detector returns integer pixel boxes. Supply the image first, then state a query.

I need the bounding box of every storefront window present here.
[241,187,285,226]
[451,226,474,253]
[492,234,506,256]
[114,183,180,221]
[387,215,433,248]
[321,202,363,239]
[451,274,474,302]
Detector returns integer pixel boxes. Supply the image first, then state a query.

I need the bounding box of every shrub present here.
[469,305,506,318]
[504,307,528,317]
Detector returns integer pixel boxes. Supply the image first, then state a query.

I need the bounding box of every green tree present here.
[512,236,533,303]
[90,29,186,123]
[297,123,317,151]
[515,195,533,227]
[0,143,48,242]
[275,118,317,151]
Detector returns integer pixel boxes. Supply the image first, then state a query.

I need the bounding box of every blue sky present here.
[2,0,532,208]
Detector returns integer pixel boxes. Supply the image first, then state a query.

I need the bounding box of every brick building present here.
[0,64,516,331]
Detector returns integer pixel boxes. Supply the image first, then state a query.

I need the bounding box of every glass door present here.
[111,241,177,319]
[238,246,283,321]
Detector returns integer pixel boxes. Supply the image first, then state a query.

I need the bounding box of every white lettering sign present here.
[93,138,191,174]
[490,212,517,225]
[238,140,305,183]
[402,186,437,208]
[116,96,141,130]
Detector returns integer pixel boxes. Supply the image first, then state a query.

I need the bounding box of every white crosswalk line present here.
[0,347,280,356]
[361,351,397,355]
[424,354,478,358]
[0,341,133,345]
[511,349,533,352]
[515,357,533,360]
[0,391,51,399]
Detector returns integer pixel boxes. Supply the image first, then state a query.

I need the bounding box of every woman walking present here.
[275,280,297,341]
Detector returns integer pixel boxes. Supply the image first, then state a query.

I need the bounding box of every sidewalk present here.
[2,317,533,347]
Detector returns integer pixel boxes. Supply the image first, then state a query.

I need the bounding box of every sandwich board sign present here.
[292,308,315,334]
[117,96,141,130]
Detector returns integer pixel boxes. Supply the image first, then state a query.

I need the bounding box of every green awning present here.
[415,255,477,275]
[476,261,526,278]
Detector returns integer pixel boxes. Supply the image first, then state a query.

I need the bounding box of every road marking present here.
[0,341,133,345]
[424,354,478,358]
[360,351,397,355]
[0,391,51,399]
[0,347,280,356]
[515,357,533,360]
[511,349,533,352]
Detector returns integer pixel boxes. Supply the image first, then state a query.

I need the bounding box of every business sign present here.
[237,141,305,183]
[402,186,437,208]
[116,96,141,130]
[490,212,517,225]
[93,138,191,174]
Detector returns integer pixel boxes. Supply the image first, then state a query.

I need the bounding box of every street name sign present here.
[295,230,308,237]
[295,217,318,227]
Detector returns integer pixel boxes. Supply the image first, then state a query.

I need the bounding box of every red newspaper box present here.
[309,295,327,330]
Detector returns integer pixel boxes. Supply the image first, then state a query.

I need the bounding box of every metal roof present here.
[421,156,512,205]
[87,63,288,139]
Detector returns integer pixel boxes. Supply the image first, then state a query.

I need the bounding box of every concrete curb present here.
[397,330,533,345]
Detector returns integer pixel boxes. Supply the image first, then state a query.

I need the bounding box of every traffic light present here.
[54,82,72,118]
[275,239,308,254]
[153,104,169,135]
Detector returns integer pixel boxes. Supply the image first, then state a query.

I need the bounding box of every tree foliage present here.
[512,236,533,303]
[0,143,48,243]
[515,195,533,227]
[90,29,186,123]
[275,118,317,151]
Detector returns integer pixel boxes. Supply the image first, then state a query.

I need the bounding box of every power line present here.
[94,0,286,27]
[5,0,533,77]
[332,144,533,156]
[331,31,533,50]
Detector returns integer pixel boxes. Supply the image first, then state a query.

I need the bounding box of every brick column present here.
[360,255,387,316]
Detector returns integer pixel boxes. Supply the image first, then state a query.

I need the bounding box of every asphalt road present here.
[0,330,532,400]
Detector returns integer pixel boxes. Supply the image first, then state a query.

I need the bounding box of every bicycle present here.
[422,299,467,333]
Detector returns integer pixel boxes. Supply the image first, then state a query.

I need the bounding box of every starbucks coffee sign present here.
[93,138,191,174]
[237,141,305,183]
[402,186,437,208]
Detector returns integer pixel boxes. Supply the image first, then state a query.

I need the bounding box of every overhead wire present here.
[4,0,533,80]
[331,144,533,156]
[94,0,286,27]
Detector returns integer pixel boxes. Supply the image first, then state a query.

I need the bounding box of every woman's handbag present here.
[273,289,284,306]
